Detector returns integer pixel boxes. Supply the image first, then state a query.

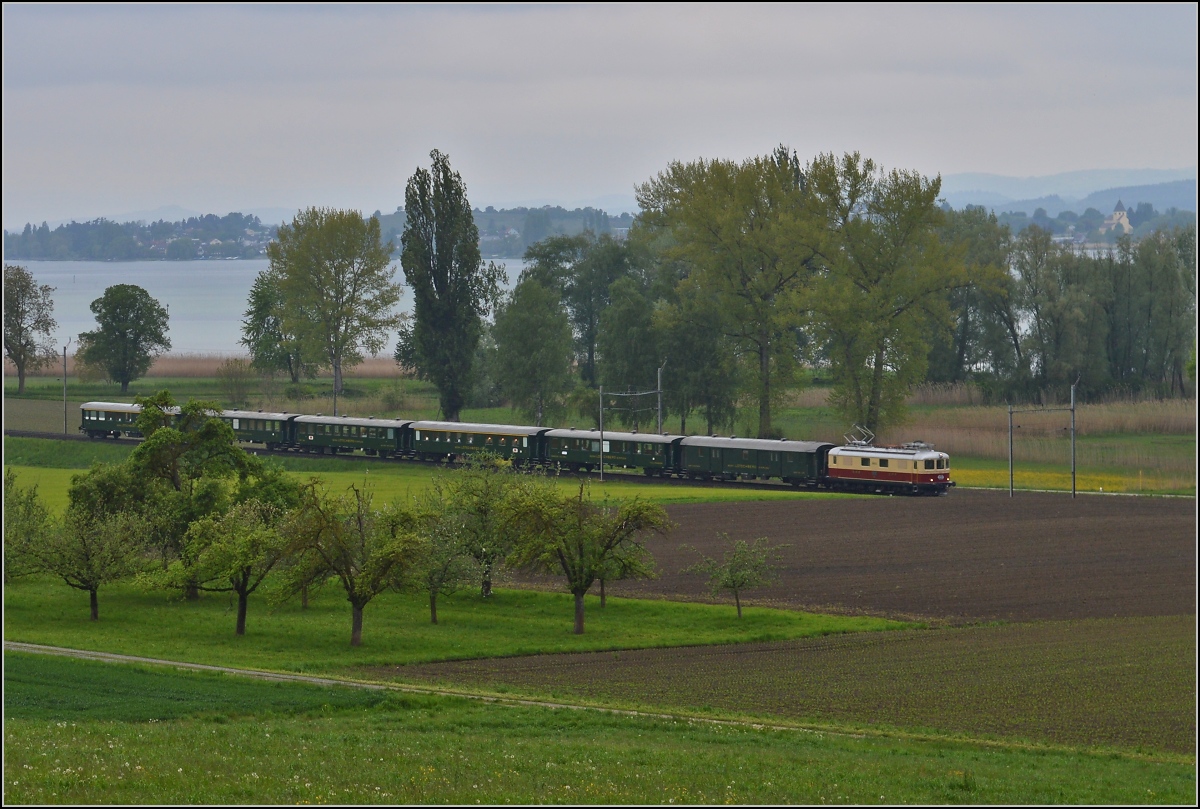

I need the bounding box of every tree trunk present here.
[481,563,493,598]
[120,379,130,394]
[333,359,343,394]
[599,578,606,608]
[236,591,249,635]
[301,584,309,610]
[429,591,438,625]
[350,603,364,646]
[573,591,585,635]
[16,363,26,395]
[734,589,742,619]
[185,581,200,601]
[89,588,99,621]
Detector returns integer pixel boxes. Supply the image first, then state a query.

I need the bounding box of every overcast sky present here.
[3,3,1196,229]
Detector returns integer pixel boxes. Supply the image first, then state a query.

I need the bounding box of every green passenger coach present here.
[544,428,682,475]
[410,421,549,466]
[678,436,834,485]
[219,410,297,450]
[293,415,412,456]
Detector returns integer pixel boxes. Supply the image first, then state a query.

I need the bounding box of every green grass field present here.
[4,652,1193,805]
[3,576,908,671]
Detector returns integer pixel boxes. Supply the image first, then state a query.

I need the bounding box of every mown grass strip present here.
[3,576,909,673]
[4,652,1194,805]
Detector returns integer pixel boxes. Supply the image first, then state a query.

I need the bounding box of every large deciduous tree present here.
[268,207,402,394]
[396,150,504,420]
[76,284,170,393]
[4,264,58,394]
[807,152,970,431]
[240,268,317,384]
[492,278,575,426]
[637,147,816,437]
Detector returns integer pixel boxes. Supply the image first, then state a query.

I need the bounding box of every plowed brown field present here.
[508,488,1196,623]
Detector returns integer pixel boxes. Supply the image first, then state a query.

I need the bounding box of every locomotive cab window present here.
[879,459,888,468]
[861,457,870,466]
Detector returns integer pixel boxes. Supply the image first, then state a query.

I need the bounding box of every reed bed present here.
[888,399,1196,437]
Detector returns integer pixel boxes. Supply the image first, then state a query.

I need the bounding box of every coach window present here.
[233,419,240,430]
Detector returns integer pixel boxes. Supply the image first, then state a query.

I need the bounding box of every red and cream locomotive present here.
[825,428,953,495]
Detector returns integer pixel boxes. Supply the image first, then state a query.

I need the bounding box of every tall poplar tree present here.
[396,150,504,421]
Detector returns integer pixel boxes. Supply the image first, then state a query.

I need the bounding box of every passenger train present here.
[79,402,954,495]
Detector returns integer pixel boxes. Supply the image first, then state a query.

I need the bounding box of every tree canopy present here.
[76,284,170,394]
[3,264,58,394]
[396,149,505,421]
[267,207,403,394]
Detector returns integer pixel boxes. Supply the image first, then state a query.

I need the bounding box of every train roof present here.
[681,435,835,453]
[222,409,300,421]
[293,414,415,429]
[829,444,947,458]
[412,421,549,436]
[81,401,144,413]
[544,428,682,445]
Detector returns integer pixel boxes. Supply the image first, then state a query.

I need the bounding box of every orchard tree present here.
[396,149,505,420]
[4,469,54,582]
[279,482,425,646]
[77,284,170,393]
[269,207,402,394]
[410,489,479,624]
[492,278,575,426]
[438,456,523,598]
[31,508,148,621]
[164,499,289,635]
[508,480,670,634]
[3,264,58,394]
[682,534,786,618]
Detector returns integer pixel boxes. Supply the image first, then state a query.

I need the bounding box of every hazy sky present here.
[3,3,1196,228]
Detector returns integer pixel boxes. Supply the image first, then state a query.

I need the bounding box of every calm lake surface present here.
[18,259,527,354]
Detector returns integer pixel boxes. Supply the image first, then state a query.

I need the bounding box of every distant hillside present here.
[954,179,1195,219]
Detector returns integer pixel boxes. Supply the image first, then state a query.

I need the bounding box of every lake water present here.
[16,258,527,355]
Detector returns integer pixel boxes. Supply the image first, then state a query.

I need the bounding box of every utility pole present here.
[598,385,604,482]
[62,338,72,435]
[1071,381,1077,499]
[1008,404,1013,498]
[657,358,668,434]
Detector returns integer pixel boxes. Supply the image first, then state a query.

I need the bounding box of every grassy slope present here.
[4,653,1193,805]
[2,576,907,671]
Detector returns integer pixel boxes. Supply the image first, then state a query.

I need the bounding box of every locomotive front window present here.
[937,458,945,469]
[924,460,935,470]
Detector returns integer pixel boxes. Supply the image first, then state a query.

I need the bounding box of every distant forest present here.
[993,203,1196,243]
[3,206,636,261]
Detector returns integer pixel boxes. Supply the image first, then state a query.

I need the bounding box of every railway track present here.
[4,428,816,493]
